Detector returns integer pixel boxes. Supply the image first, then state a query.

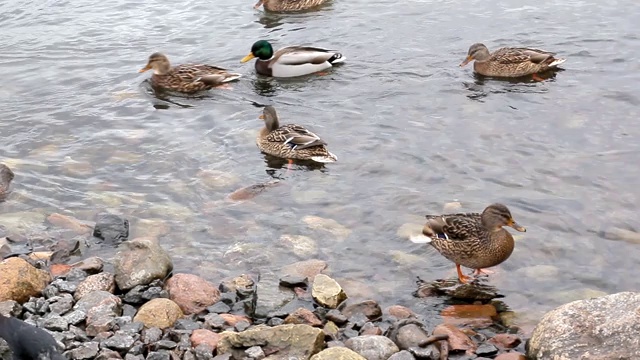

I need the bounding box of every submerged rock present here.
[415,278,502,301]
[312,274,347,309]
[113,237,172,291]
[0,257,51,303]
[0,164,14,197]
[217,324,324,359]
[527,291,640,359]
[165,273,220,315]
[93,212,129,245]
[253,272,295,319]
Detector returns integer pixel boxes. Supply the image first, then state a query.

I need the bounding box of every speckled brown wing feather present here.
[425,213,482,241]
[264,124,327,149]
[491,47,555,65]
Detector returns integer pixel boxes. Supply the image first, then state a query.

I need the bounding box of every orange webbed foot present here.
[456,264,473,284]
[532,73,544,82]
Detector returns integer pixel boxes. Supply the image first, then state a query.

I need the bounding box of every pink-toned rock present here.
[74,272,116,301]
[0,257,51,303]
[219,313,251,327]
[433,323,477,354]
[284,308,322,327]
[50,264,72,278]
[190,329,221,349]
[441,304,497,328]
[495,352,526,360]
[387,305,415,319]
[165,273,220,315]
[489,333,522,349]
[47,213,93,235]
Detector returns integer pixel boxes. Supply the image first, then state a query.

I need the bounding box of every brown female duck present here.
[139,53,241,94]
[256,106,337,165]
[420,203,526,284]
[460,43,566,79]
[253,0,329,12]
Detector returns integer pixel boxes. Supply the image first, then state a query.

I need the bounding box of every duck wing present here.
[266,124,327,150]
[424,212,482,240]
[274,46,340,65]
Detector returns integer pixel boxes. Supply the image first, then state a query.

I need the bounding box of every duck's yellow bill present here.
[241,53,256,63]
[138,64,151,73]
[258,114,265,120]
[459,56,473,67]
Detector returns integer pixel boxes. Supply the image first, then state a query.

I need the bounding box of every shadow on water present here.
[463,69,564,101]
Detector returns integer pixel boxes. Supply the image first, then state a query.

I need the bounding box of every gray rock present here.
[74,291,122,336]
[115,315,133,328]
[388,350,416,360]
[183,350,196,360]
[0,300,21,317]
[279,274,308,288]
[211,354,231,360]
[43,313,69,331]
[66,341,99,360]
[393,323,431,350]
[253,271,295,318]
[119,321,144,336]
[203,313,226,330]
[65,268,88,282]
[146,351,171,360]
[326,309,348,325]
[23,297,48,315]
[154,340,177,350]
[51,278,78,293]
[174,318,201,331]
[122,304,138,318]
[217,324,324,359]
[528,291,640,360]
[124,286,146,304]
[124,354,145,360]
[93,212,129,245]
[408,345,439,360]
[194,343,214,359]
[114,237,173,291]
[63,309,87,325]
[345,335,400,360]
[235,320,250,332]
[475,343,498,357]
[49,293,74,314]
[141,286,167,301]
[206,302,231,314]
[245,345,265,359]
[102,333,135,351]
[43,284,60,299]
[142,327,163,344]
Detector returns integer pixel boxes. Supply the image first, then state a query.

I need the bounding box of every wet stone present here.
[475,343,498,357]
[279,274,308,288]
[206,301,231,314]
[388,350,416,360]
[146,351,171,360]
[326,309,348,325]
[154,339,177,350]
[93,212,129,245]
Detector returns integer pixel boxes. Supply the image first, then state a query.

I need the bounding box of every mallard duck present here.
[257,105,337,165]
[460,43,566,79]
[253,0,329,12]
[419,203,526,284]
[240,40,345,78]
[139,52,241,94]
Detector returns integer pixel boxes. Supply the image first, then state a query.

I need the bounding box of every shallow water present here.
[2,0,640,331]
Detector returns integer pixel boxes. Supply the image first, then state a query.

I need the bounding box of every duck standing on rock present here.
[414,203,526,284]
[139,52,241,94]
[0,314,65,360]
[460,43,566,80]
[253,0,329,12]
[256,105,337,168]
[241,40,345,78]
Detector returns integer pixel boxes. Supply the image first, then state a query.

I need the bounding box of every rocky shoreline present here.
[0,232,528,360]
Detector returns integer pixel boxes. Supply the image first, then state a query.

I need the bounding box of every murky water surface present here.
[2,0,640,331]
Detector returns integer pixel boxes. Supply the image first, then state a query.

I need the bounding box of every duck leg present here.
[456,264,472,284]
[286,159,294,172]
[473,268,494,276]
[532,73,544,82]
[214,84,233,90]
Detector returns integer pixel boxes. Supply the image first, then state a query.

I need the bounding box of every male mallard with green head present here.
[256,105,337,166]
[460,43,566,79]
[416,203,526,284]
[253,0,329,12]
[139,53,241,94]
[241,40,345,78]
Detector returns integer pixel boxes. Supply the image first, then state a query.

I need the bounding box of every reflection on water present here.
[1,0,640,331]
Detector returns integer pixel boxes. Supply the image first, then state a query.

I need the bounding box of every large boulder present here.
[527,291,640,359]
[113,237,172,291]
[0,257,51,303]
[217,324,324,359]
